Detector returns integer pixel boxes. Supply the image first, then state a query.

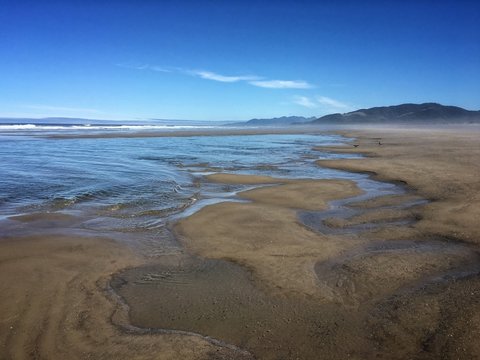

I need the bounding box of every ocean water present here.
[0,127,399,249]
[0,122,229,136]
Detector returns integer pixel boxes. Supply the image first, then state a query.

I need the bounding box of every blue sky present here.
[0,1,479,120]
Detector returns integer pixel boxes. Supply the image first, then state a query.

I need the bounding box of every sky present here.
[0,0,479,121]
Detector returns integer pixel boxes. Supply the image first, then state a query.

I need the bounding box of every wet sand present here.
[0,234,254,359]
[46,126,323,139]
[2,127,480,359]
[315,128,480,243]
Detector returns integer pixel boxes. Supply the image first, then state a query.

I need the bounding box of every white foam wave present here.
[0,124,38,130]
[0,124,222,131]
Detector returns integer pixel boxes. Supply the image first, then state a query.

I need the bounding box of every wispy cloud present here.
[292,95,352,112]
[293,96,318,108]
[316,96,350,110]
[118,62,314,90]
[250,80,313,89]
[190,70,259,83]
[150,65,171,72]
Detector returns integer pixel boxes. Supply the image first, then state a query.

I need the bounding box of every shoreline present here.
[36,123,480,139]
[1,127,480,359]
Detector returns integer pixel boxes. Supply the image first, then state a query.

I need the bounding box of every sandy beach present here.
[1,127,480,359]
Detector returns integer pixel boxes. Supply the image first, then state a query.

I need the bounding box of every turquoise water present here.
[0,131,399,245]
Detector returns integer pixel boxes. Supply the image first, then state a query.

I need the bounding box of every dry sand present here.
[206,173,361,210]
[2,127,480,359]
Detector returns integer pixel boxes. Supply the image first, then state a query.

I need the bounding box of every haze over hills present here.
[309,103,480,124]
[228,103,480,126]
[1,103,479,127]
[230,116,315,127]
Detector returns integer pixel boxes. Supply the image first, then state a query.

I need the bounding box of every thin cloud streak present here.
[316,96,350,110]
[118,62,314,90]
[293,96,317,108]
[190,70,259,83]
[150,66,171,72]
[292,95,353,112]
[250,80,313,89]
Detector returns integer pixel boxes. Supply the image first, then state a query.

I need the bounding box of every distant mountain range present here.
[233,103,480,126]
[310,103,480,124]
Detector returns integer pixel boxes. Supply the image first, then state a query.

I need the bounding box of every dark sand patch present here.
[10,212,77,222]
[112,257,352,360]
[368,266,480,359]
[347,193,426,209]
[205,173,282,185]
[322,207,417,228]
